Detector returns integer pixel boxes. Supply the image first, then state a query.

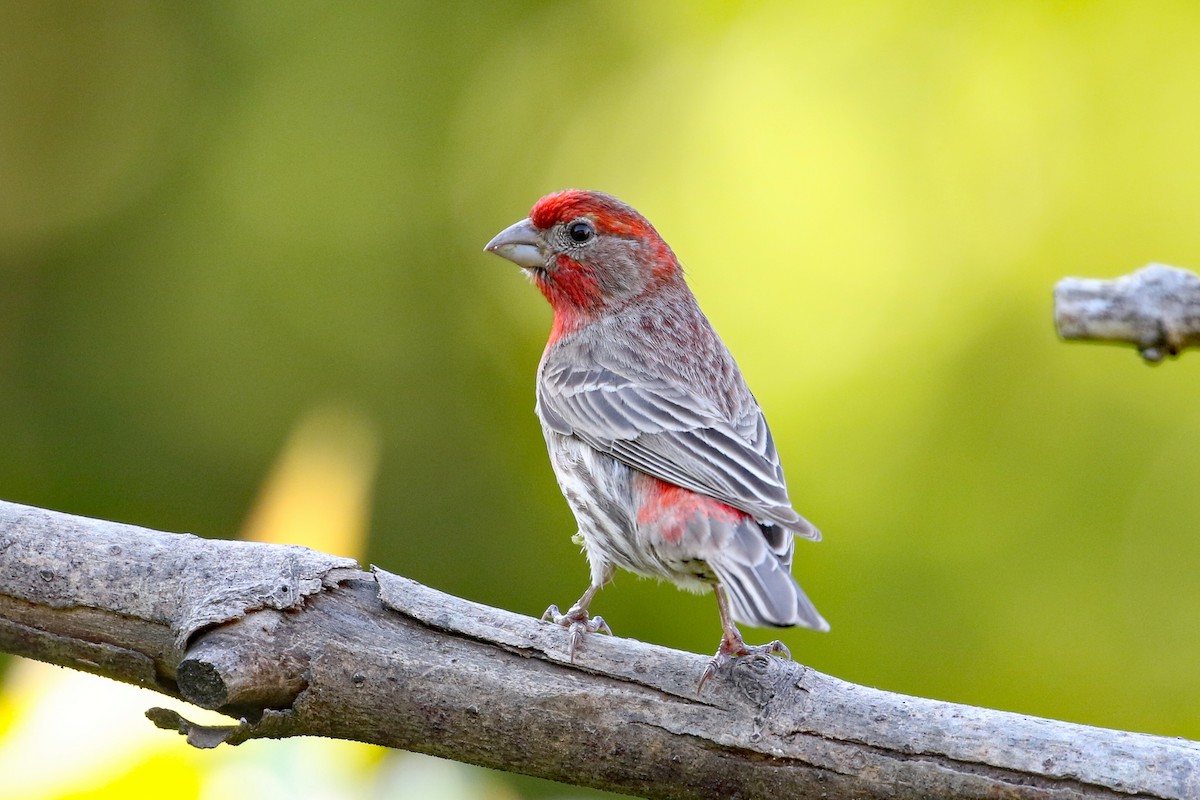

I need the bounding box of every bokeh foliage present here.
[2,1,1200,796]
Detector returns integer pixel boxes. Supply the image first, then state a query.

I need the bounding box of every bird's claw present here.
[697,638,791,694]
[542,603,612,661]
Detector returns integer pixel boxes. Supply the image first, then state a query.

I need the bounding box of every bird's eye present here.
[567,219,595,244]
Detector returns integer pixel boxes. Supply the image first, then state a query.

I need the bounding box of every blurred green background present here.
[2,1,1200,797]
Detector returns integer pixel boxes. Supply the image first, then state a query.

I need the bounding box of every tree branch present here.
[1054,263,1200,362]
[0,500,1196,799]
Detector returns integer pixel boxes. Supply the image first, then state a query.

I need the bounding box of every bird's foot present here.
[542,603,612,661]
[697,636,791,694]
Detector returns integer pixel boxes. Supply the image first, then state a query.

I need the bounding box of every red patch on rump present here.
[635,474,745,544]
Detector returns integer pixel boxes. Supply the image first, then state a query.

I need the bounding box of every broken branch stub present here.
[1054,263,1200,362]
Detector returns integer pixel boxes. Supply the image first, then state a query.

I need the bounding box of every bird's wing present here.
[537,354,819,541]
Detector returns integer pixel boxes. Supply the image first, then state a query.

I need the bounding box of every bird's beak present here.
[484,218,544,269]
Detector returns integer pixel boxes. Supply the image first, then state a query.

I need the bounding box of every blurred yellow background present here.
[1,1,1198,798]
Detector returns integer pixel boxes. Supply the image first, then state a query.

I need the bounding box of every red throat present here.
[527,189,683,343]
[533,255,602,344]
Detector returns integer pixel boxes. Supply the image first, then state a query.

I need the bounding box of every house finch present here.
[485,190,827,690]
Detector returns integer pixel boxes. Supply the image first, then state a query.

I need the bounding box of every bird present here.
[484,189,827,690]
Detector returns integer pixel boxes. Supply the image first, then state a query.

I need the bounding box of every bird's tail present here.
[710,520,829,632]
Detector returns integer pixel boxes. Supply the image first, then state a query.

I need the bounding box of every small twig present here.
[1054,263,1200,362]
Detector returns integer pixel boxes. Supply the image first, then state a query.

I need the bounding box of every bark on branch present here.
[1054,263,1200,362]
[0,500,1196,799]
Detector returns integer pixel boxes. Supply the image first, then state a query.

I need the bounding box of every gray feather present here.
[537,299,820,541]
[710,519,829,631]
